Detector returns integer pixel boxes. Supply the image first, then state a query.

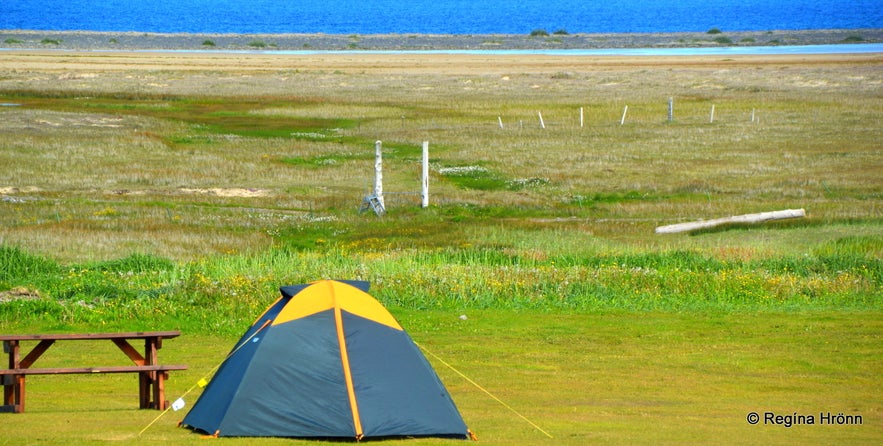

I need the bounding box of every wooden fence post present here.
[374,140,384,208]
[421,141,429,208]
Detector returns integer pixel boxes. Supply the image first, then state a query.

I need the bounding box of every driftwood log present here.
[655,209,806,234]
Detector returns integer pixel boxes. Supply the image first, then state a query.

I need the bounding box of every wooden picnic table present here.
[1,331,187,413]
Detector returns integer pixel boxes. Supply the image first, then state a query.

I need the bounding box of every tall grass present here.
[0,245,60,286]
[2,241,879,335]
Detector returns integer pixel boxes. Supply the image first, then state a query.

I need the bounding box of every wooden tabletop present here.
[0,331,181,341]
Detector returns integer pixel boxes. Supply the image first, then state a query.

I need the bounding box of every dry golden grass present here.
[0,51,880,261]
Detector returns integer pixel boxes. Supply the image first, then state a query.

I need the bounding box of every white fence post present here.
[374,140,384,208]
[421,141,429,208]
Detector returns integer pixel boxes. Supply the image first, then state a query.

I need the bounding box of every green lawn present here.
[2,310,880,445]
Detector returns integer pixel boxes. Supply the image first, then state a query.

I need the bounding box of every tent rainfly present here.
[181,279,472,440]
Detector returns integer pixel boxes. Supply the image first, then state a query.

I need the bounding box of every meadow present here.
[0,50,881,444]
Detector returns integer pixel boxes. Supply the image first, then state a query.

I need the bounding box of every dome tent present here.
[181,279,471,440]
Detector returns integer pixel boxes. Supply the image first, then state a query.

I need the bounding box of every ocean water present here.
[1,0,881,35]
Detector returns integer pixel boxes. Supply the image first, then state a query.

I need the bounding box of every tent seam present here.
[330,280,364,439]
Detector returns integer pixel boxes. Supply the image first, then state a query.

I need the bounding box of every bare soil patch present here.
[178,188,271,198]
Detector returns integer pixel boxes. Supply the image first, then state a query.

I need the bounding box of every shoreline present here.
[1,29,880,77]
[2,28,881,52]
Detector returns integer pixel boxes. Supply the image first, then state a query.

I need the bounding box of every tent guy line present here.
[415,341,554,439]
[139,319,273,436]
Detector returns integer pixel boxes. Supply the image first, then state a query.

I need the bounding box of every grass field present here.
[1,311,880,445]
[0,50,881,444]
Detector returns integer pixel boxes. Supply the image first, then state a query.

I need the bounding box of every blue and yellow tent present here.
[181,280,471,440]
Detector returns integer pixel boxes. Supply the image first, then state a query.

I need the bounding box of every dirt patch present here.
[0,287,41,303]
[0,187,43,194]
[178,187,271,198]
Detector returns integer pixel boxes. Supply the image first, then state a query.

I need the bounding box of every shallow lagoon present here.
[112,43,883,56]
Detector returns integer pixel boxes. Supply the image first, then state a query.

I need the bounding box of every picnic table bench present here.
[1,331,187,413]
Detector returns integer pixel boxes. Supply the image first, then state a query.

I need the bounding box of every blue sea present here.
[1,0,881,35]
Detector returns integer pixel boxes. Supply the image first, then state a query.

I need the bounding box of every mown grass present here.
[1,310,880,445]
[0,54,880,444]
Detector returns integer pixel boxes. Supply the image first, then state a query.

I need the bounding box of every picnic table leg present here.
[137,370,168,410]
[15,375,25,413]
[4,340,14,406]
[139,371,150,409]
[1,375,10,408]
[141,337,166,409]
[154,371,169,410]
[144,337,158,366]
[1,374,25,413]
[3,346,11,408]
[3,340,24,413]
